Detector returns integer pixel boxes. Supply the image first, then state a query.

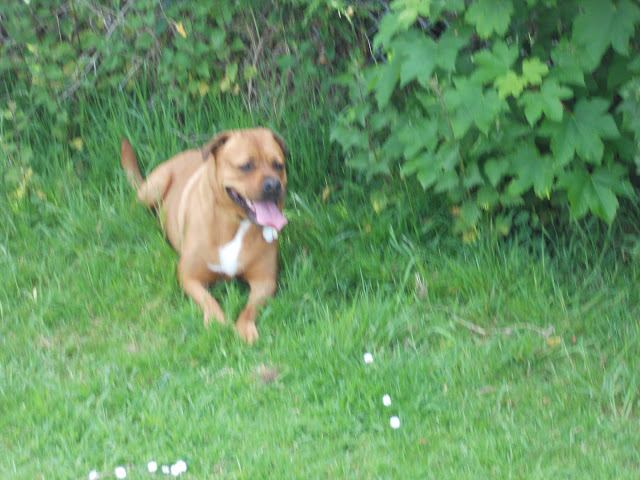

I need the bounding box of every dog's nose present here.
[262,177,282,200]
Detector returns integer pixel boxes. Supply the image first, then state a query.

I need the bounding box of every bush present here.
[331,0,640,236]
[0,0,359,204]
[0,0,360,138]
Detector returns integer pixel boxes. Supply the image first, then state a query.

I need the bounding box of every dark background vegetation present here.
[2,0,640,241]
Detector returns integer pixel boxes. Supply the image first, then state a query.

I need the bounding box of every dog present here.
[120,128,288,344]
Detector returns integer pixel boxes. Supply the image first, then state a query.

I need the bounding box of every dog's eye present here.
[239,161,254,172]
[272,161,284,172]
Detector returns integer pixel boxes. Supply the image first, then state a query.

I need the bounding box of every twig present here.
[63,0,134,100]
[118,57,142,90]
[169,129,210,147]
[245,19,268,113]
[453,314,487,336]
[451,313,555,339]
[75,0,117,20]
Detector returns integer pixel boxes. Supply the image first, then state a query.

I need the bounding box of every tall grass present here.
[1,82,639,479]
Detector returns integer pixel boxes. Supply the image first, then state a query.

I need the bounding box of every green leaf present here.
[348,151,390,177]
[606,0,640,55]
[465,0,514,38]
[471,42,519,85]
[443,82,478,138]
[476,184,500,209]
[394,32,436,87]
[444,78,508,136]
[402,139,462,190]
[374,14,403,51]
[226,62,238,82]
[519,79,573,125]
[463,162,484,189]
[195,61,210,79]
[495,211,514,236]
[592,163,634,198]
[173,52,191,69]
[230,37,244,53]
[561,169,593,219]
[210,29,226,50]
[484,157,509,187]
[44,64,63,82]
[572,0,640,71]
[136,32,154,49]
[436,142,460,173]
[475,89,507,134]
[543,98,620,166]
[606,54,635,92]
[434,27,471,72]
[431,0,465,16]
[460,200,481,227]
[276,55,295,71]
[402,152,438,188]
[549,39,585,86]
[330,123,368,152]
[434,169,460,193]
[374,0,430,51]
[521,57,548,86]
[374,61,401,109]
[128,15,143,30]
[617,77,640,138]
[392,0,432,17]
[558,165,628,223]
[398,117,439,159]
[371,107,398,132]
[494,70,525,99]
[243,65,257,81]
[506,142,555,198]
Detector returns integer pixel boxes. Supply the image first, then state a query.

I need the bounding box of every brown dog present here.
[120,128,288,344]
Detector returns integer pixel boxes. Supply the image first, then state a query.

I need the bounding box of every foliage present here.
[0,0,363,208]
[331,0,640,235]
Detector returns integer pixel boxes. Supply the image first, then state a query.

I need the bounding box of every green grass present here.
[1,90,640,479]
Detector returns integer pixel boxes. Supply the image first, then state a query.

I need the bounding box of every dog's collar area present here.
[226,187,288,232]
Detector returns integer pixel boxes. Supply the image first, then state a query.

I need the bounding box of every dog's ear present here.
[202,131,232,161]
[271,131,289,160]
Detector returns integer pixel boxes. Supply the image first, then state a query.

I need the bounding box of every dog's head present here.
[202,128,288,231]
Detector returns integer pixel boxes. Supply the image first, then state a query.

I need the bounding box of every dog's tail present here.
[120,138,144,188]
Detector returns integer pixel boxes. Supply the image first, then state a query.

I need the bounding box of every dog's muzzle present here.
[226,180,287,232]
[261,177,282,203]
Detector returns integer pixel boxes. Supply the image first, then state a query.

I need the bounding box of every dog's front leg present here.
[178,262,226,327]
[236,277,277,345]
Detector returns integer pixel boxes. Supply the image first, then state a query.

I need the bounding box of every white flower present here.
[88,470,99,480]
[115,466,127,479]
[382,394,391,407]
[363,352,373,364]
[148,461,158,473]
[174,460,187,474]
[390,416,401,429]
[162,465,170,474]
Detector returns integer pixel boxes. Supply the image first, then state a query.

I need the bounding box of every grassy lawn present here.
[1,92,639,479]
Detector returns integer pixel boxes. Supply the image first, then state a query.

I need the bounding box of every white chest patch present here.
[207,220,251,277]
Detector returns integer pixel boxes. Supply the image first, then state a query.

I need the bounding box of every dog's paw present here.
[203,300,226,327]
[237,322,259,345]
[203,313,227,328]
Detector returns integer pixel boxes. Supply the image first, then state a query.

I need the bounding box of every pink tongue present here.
[254,201,288,231]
